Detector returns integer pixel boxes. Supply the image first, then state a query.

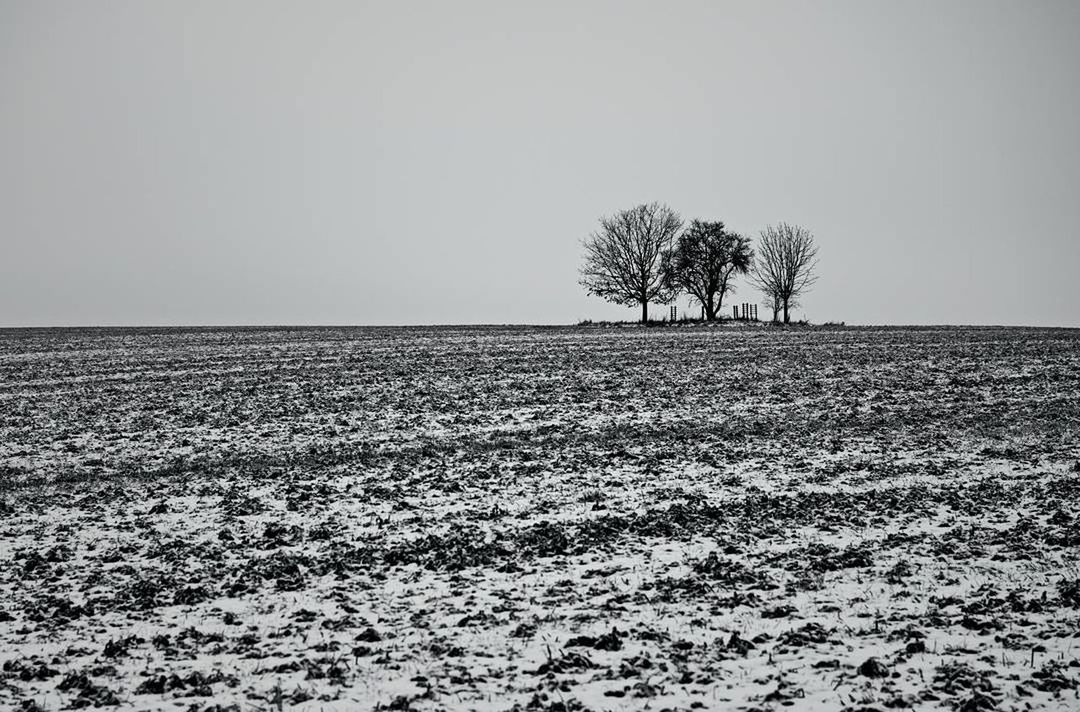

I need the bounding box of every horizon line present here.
[1,321,1078,331]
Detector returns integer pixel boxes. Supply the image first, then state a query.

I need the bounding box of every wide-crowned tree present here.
[662,220,753,321]
[579,202,683,323]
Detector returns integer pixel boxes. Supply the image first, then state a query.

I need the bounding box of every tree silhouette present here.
[579,203,683,323]
[751,223,819,324]
[662,220,753,321]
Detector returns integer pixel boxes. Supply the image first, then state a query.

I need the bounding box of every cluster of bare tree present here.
[579,202,818,324]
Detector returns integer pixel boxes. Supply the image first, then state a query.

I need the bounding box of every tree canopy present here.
[662,220,753,321]
[751,222,819,323]
[579,202,683,323]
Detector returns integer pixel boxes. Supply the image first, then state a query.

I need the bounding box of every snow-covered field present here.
[2,324,1079,711]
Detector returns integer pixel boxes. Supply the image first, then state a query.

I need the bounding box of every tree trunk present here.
[783,300,790,324]
[704,298,716,322]
[641,300,648,324]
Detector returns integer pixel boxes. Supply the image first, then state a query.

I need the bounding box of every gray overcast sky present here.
[2,1,1078,327]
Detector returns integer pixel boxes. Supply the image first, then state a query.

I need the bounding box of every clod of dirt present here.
[566,627,624,651]
[858,657,890,678]
[778,622,834,647]
[956,691,999,712]
[174,586,211,606]
[102,635,143,658]
[1030,661,1078,692]
[933,661,998,696]
[692,552,772,588]
[509,621,537,638]
[261,522,302,548]
[764,680,805,703]
[724,632,755,656]
[1058,578,1080,608]
[886,560,913,583]
[960,615,1003,633]
[535,650,595,675]
[3,659,59,681]
[356,627,381,643]
[55,670,120,707]
[134,674,183,695]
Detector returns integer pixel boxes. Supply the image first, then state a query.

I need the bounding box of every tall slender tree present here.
[662,220,753,321]
[751,223,819,324]
[579,202,683,323]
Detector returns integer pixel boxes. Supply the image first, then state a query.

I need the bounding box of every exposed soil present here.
[1,324,1078,710]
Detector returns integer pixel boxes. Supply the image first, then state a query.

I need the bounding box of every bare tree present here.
[763,293,781,323]
[751,223,819,324]
[661,220,753,321]
[579,203,683,323]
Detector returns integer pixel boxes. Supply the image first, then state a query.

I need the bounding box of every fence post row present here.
[725,304,760,321]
